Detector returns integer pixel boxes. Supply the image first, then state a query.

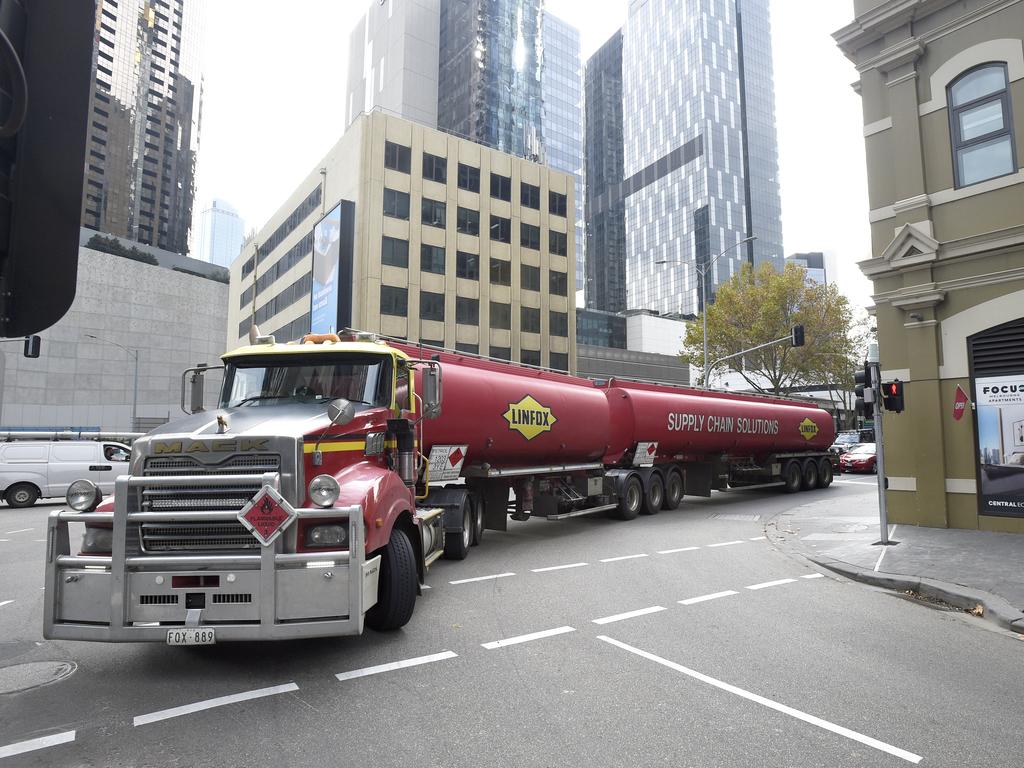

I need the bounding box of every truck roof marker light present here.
[302,332,341,344]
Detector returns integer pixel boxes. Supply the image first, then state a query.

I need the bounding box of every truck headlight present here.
[308,474,340,508]
[81,526,113,554]
[305,524,347,548]
[67,479,101,512]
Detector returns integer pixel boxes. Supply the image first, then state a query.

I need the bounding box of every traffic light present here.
[854,362,874,421]
[791,324,805,347]
[0,2,95,336]
[882,380,905,413]
[22,335,40,358]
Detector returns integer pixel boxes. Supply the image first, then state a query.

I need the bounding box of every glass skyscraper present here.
[81,0,204,256]
[437,0,544,161]
[618,0,783,316]
[540,12,584,303]
[196,199,245,268]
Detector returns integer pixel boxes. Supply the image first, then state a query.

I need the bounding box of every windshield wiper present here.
[234,394,293,406]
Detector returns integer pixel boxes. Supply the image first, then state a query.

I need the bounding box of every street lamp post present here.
[657,235,757,386]
[85,333,139,430]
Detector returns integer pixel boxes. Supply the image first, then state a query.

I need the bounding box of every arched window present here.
[948,63,1017,188]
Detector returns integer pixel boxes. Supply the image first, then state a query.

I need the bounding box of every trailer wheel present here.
[783,461,802,493]
[611,475,643,520]
[470,497,484,546]
[801,459,819,491]
[5,483,39,508]
[662,468,684,510]
[365,528,417,631]
[817,458,834,488]
[641,473,664,515]
[443,501,472,560]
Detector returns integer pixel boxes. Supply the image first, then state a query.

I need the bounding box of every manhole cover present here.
[0,662,77,694]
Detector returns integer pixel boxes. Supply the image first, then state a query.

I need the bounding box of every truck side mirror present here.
[190,364,207,414]
[421,363,442,419]
[327,398,355,427]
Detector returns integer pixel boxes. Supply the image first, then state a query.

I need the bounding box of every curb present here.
[810,556,1024,634]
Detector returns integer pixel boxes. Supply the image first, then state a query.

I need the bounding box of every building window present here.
[458,163,480,192]
[550,310,568,336]
[381,286,408,317]
[490,346,511,361]
[384,188,410,220]
[490,172,511,201]
[490,301,512,329]
[423,152,447,183]
[549,190,568,217]
[456,342,479,354]
[384,141,411,173]
[490,258,511,286]
[521,264,540,291]
[549,230,567,256]
[948,64,1017,188]
[521,349,541,366]
[549,270,568,296]
[422,198,446,228]
[456,297,479,324]
[456,251,479,280]
[520,222,540,250]
[381,236,409,268]
[421,244,446,275]
[521,182,541,209]
[456,206,480,236]
[549,352,569,372]
[490,214,511,243]
[420,291,445,321]
[521,306,540,333]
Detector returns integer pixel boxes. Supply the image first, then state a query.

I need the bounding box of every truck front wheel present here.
[365,528,417,631]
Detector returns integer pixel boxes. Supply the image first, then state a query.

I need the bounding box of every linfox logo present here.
[503,395,557,441]
[154,439,270,454]
[798,418,819,441]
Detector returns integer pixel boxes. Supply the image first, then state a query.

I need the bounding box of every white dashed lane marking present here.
[133,683,299,727]
[679,590,738,606]
[746,578,798,591]
[599,553,648,563]
[0,730,76,760]
[449,572,515,585]
[706,540,745,548]
[335,651,458,682]
[592,606,667,625]
[482,626,576,650]
[0,600,13,609]
[598,635,922,764]
[4,528,33,535]
[657,546,700,554]
[531,562,588,573]
[801,574,825,580]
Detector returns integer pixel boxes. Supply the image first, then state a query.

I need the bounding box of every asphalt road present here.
[1,482,1022,767]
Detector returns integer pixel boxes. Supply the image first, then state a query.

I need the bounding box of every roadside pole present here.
[869,362,892,546]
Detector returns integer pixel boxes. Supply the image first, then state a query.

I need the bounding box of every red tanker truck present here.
[44,332,837,644]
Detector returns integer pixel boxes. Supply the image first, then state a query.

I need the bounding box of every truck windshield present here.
[221,354,392,409]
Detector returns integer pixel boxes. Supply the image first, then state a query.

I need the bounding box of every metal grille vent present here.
[144,454,281,475]
[139,594,179,605]
[212,593,253,604]
[970,319,1024,377]
[141,522,259,552]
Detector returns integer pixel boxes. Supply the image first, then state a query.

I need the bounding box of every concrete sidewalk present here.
[766,480,1024,633]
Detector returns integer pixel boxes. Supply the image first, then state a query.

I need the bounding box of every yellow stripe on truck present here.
[303,441,366,454]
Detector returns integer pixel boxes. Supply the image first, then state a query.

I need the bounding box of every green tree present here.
[682,262,859,395]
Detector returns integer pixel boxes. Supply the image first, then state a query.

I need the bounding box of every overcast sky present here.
[193,0,873,309]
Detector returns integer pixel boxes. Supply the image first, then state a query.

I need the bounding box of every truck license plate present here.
[166,628,216,646]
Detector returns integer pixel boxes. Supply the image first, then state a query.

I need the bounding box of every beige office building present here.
[227,111,576,372]
[836,1,1024,532]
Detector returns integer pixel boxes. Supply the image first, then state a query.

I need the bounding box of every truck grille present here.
[139,454,281,551]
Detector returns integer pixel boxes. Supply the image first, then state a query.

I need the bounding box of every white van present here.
[0,441,131,507]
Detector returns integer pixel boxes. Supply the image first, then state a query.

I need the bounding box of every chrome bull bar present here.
[43,473,375,642]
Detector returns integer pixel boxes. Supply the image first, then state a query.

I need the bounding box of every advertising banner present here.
[974,374,1024,517]
[310,204,342,335]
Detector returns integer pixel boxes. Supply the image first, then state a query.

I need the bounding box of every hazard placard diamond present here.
[237,485,296,547]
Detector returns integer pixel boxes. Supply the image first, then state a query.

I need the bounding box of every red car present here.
[839,443,877,473]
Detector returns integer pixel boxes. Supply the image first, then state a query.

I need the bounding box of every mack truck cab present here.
[43,333,463,644]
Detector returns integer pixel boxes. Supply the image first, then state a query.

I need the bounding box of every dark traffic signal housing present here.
[882,380,905,413]
[854,362,875,421]
[791,324,805,347]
